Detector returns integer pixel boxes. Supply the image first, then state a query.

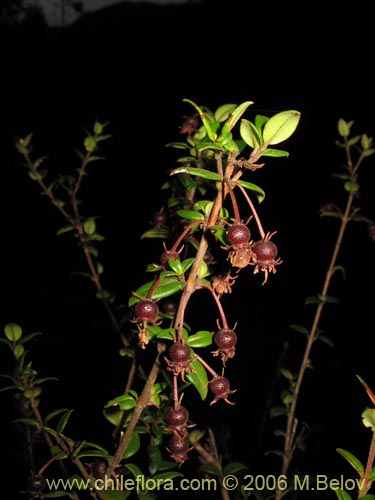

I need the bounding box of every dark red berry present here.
[226,223,251,246]
[210,376,231,395]
[165,405,189,427]
[253,240,278,264]
[160,249,180,267]
[153,211,167,228]
[215,328,237,349]
[169,343,191,363]
[134,299,159,323]
[161,300,177,315]
[168,435,190,454]
[92,459,107,479]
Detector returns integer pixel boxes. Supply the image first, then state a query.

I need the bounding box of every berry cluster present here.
[165,404,194,464]
[129,105,287,466]
[225,223,282,285]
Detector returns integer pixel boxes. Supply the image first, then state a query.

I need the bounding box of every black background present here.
[2,1,375,498]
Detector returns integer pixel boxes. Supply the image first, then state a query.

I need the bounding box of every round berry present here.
[161,300,177,315]
[92,459,107,479]
[168,435,190,454]
[134,299,159,323]
[253,240,278,264]
[210,376,231,396]
[153,211,167,228]
[169,343,191,363]
[160,249,180,267]
[215,328,237,349]
[226,223,251,246]
[165,405,189,427]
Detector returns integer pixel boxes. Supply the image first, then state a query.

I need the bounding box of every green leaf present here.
[362,148,375,157]
[183,99,217,141]
[304,295,321,305]
[260,148,289,158]
[13,418,41,428]
[123,431,140,458]
[170,166,222,181]
[263,110,301,145]
[4,323,22,342]
[165,257,183,275]
[152,471,183,481]
[185,358,208,400]
[84,441,110,453]
[334,490,353,500]
[84,135,96,152]
[273,429,286,437]
[186,331,213,348]
[18,332,43,344]
[13,343,25,359]
[317,334,334,347]
[220,101,254,136]
[198,463,221,476]
[240,119,262,148]
[338,118,352,138]
[155,328,175,341]
[103,407,123,427]
[214,103,237,122]
[125,463,144,478]
[362,408,375,432]
[56,225,75,236]
[344,181,360,193]
[140,228,170,240]
[43,491,79,498]
[93,491,131,500]
[279,368,295,381]
[336,448,364,475]
[83,218,96,235]
[289,323,309,336]
[104,394,136,411]
[270,406,287,417]
[235,179,265,203]
[0,384,18,393]
[56,409,74,434]
[176,210,204,221]
[148,444,162,476]
[129,278,185,306]
[75,450,113,460]
[180,258,195,273]
[223,462,248,475]
[264,449,284,457]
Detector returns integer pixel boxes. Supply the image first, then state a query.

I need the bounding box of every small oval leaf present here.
[263,110,301,145]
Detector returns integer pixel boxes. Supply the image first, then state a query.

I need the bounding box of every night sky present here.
[2,1,375,499]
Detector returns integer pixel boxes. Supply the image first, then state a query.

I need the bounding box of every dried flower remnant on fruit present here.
[251,232,282,285]
[212,273,237,297]
[160,242,182,268]
[209,376,236,406]
[212,327,237,363]
[224,222,255,269]
[133,299,160,348]
[165,342,193,380]
[167,435,192,465]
